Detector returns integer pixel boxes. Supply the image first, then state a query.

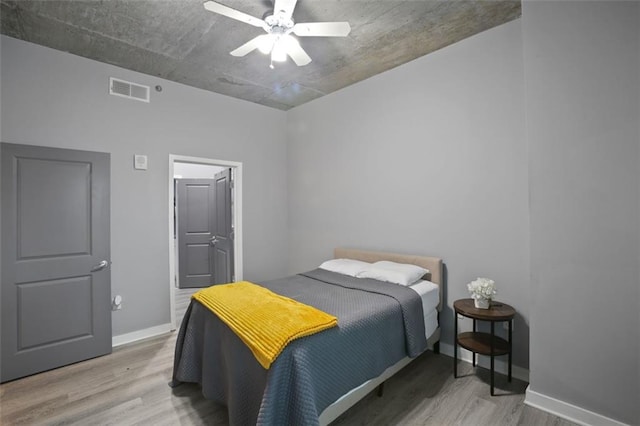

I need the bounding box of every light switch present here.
[134,154,148,170]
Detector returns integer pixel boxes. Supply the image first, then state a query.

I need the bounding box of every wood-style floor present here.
[0,289,576,426]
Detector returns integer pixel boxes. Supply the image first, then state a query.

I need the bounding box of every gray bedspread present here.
[172,268,427,426]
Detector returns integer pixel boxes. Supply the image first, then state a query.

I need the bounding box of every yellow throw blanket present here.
[193,281,338,369]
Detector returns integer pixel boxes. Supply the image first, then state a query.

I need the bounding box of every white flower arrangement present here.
[467,277,497,301]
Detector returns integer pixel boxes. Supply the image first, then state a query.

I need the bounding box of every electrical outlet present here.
[112,295,123,311]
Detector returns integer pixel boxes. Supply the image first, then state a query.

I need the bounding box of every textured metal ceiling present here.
[0,0,521,110]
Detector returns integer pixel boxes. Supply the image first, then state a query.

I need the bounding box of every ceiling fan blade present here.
[203,1,265,28]
[293,22,351,37]
[283,37,311,66]
[273,0,298,19]
[230,35,271,57]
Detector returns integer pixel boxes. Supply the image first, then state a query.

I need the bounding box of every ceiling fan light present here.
[257,35,275,54]
[271,42,287,62]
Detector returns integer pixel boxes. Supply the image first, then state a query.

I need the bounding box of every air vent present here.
[109,77,150,103]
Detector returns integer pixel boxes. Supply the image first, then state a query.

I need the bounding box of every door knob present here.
[91,260,109,272]
[209,236,218,246]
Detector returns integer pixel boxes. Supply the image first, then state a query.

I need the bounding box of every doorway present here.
[168,155,243,330]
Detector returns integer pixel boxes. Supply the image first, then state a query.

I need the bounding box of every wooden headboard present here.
[334,247,444,311]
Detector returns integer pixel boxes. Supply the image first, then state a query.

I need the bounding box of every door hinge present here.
[230,230,235,241]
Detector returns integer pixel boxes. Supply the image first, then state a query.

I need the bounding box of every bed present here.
[172,247,443,425]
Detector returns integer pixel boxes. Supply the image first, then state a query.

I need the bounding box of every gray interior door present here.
[1,143,111,383]
[177,179,216,288]
[176,171,234,288]
[212,168,234,284]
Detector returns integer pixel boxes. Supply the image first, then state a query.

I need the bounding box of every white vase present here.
[474,298,490,309]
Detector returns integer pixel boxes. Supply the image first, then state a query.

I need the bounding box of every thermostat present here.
[134,155,148,170]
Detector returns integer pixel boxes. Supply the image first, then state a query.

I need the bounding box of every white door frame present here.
[168,154,243,330]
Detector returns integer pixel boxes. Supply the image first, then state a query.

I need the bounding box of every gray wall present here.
[2,3,639,423]
[0,35,289,337]
[287,4,640,422]
[287,20,530,369]
[522,2,639,424]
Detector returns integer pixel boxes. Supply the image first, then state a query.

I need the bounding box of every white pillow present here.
[357,261,429,286]
[318,259,371,277]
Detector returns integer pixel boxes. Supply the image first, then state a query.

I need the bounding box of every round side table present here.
[453,298,516,395]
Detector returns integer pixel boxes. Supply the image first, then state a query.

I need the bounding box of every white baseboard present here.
[524,386,629,426]
[439,342,530,383]
[112,323,173,348]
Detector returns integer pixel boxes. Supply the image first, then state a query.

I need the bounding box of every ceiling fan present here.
[203,0,351,68]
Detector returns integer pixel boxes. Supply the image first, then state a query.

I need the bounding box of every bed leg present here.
[377,382,384,397]
[433,341,440,354]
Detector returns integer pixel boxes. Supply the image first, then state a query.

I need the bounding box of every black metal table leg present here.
[453,312,458,378]
[472,319,476,366]
[490,321,495,396]
[508,319,512,382]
